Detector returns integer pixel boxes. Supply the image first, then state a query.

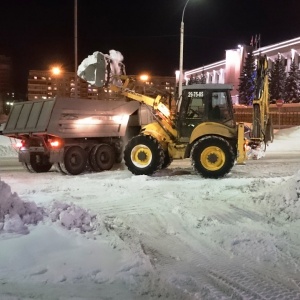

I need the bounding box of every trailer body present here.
[2,96,152,174]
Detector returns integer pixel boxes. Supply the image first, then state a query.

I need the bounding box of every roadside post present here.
[276,99,284,129]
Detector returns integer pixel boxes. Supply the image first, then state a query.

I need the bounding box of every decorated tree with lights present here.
[269,54,286,102]
[284,59,300,103]
[238,51,256,105]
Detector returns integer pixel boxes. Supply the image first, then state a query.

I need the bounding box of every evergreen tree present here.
[188,75,195,85]
[269,54,286,102]
[199,69,206,84]
[284,59,300,103]
[238,51,256,105]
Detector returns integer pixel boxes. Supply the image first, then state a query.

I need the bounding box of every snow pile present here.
[0,179,44,234]
[47,201,101,235]
[0,179,101,236]
[0,136,18,157]
[264,171,300,221]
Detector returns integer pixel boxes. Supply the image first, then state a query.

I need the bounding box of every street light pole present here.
[74,0,78,98]
[178,0,191,107]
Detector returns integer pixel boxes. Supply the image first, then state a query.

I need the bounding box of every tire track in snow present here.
[131,215,300,299]
[97,185,300,299]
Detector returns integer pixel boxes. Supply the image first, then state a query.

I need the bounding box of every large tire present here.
[54,162,68,175]
[90,144,115,171]
[88,145,102,172]
[23,153,53,173]
[60,146,88,175]
[161,150,173,169]
[124,135,164,175]
[191,136,235,179]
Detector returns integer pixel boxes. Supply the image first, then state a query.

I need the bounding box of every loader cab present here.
[177,84,236,138]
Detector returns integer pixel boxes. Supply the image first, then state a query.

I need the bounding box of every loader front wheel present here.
[191,136,235,178]
[60,146,88,175]
[161,151,173,169]
[124,135,164,175]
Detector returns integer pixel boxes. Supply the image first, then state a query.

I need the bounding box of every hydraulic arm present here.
[251,55,273,146]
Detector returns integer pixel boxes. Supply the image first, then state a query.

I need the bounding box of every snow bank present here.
[0,179,43,234]
[0,136,18,157]
[0,179,101,236]
[263,171,300,221]
[47,201,101,235]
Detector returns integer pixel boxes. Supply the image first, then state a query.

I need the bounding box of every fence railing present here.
[234,105,300,128]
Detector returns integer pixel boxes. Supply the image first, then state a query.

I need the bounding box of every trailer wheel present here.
[88,145,102,172]
[23,153,53,173]
[54,163,68,175]
[60,146,88,175]
[90,144,115,171]
[191,136,235,179]
[124,135,164,175]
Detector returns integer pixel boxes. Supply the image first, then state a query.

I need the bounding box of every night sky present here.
[1,0,300,94]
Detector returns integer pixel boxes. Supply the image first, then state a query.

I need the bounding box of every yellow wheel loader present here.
[77,51,272,178]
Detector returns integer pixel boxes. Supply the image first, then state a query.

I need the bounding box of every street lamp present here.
[178,0,191,107]
[51,66,62,75]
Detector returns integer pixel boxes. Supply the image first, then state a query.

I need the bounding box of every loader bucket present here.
[77,50,126,88]
[77,51,108,88]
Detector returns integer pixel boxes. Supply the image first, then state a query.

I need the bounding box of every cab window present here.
[208,92,230,121]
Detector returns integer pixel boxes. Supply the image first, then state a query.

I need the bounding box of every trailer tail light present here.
[49,139,63,148]
[15,140,25,149]
[50,141,59,147]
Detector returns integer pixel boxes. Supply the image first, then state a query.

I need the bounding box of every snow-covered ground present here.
[1,128,300,299]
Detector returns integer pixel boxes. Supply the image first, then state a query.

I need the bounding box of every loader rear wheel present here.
[23,153,53,173]
[124,135,164,175]
[60,146,88,175]
[90,144,115,171]
[191,136,235,179]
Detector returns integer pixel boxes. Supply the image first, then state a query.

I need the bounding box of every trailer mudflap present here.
[49,149,65,164]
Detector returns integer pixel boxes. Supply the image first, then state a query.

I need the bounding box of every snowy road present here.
[0,130,300,300]
[1,146,300,299]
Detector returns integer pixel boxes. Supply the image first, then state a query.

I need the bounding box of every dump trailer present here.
[2,96,153,175]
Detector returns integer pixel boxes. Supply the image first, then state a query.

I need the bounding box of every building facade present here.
[184,36,300,104]
[27,70,176,101]
[0,55,13,114]
[27,70,94,101]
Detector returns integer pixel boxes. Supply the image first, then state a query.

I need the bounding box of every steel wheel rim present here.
[131,144,152,168]
[201,146,225,171]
